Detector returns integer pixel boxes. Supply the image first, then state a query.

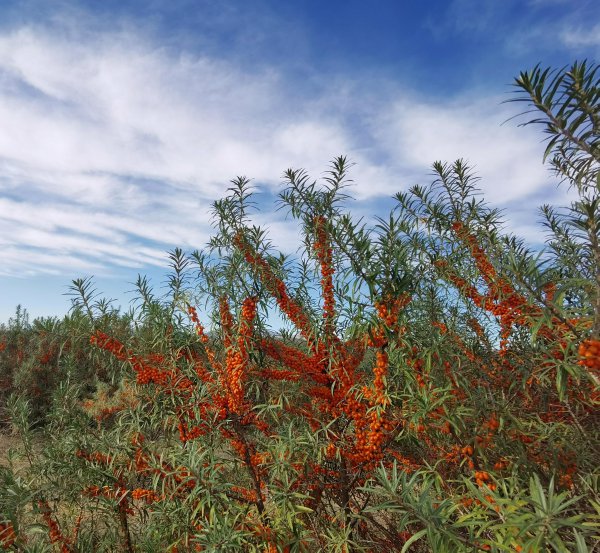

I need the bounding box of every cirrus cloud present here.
[0,19,567,282]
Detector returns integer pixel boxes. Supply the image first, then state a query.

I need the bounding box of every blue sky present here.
[0,0,598,323]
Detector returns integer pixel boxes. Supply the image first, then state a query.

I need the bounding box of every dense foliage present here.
[0,61,599,552]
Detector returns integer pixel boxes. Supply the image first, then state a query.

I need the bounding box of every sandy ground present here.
[0,431,31,471]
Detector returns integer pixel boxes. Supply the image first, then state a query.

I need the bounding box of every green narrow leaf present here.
[401,529,428,553]
[574,530,589,553]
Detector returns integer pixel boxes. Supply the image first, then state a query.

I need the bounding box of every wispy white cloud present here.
[506,25,600,61]
[0,19,565,278]
[436,0,599,60]
[559,23,600,49]
[372,96,553,205]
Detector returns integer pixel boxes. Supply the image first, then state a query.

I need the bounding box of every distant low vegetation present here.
[0,61,599,552]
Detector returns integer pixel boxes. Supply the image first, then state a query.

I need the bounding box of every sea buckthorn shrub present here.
[1,61,599,552]
[0,288,135,427]
[0,306,31,418]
